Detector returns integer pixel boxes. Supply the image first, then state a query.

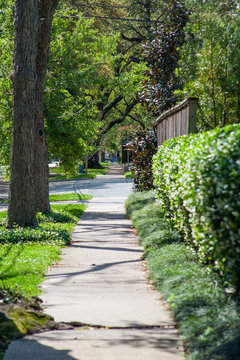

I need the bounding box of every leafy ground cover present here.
[125,192,240,360]
[0,201,86,358]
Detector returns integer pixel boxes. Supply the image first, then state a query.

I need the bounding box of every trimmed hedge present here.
[125,192,240,360]
[152,124,240,293]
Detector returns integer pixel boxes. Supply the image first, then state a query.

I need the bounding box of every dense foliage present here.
[153,124,240,293]
[0,1,148,173]
[1,1,240,171]
[45,3,148,172]
[125,192,240,360]
[177,0,240,129]
[126,129,157,191]
[46,6,110,171]
[138,0,189,114]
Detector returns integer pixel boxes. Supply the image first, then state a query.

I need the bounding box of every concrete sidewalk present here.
[4,196,184,360]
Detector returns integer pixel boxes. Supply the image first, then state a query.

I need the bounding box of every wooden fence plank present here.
[156,97,198,146]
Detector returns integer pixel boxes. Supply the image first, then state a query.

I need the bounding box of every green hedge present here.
[152,124,240,293]
[125,192,240,360]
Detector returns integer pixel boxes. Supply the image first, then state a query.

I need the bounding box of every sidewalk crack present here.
[58,321,178,331]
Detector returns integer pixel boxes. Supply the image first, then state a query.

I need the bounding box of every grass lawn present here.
[124,171,132,179]
[99,162,111,168]
[125,192,240,360]
[49,173,95,180]
[0,193,92,205]
[49,192,92,202]
[0,203,86,300]
[49,163,110,180]
[0,201,86,358]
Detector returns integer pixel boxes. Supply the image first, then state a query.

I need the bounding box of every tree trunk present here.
[8,0,39,226]
[237,48,240,123]
[34,0,59,213]
[88,152,103,169]
[8,0,58,226]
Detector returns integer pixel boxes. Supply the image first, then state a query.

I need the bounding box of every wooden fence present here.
[156,97,198,146]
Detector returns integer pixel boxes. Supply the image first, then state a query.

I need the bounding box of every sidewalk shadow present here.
[71,244,142,253]
[45,258,142,285]
[5,338,77,360]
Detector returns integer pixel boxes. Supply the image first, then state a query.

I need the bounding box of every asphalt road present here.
[0,180,9,198]
[49,175,133,198]
[0,175,133,199]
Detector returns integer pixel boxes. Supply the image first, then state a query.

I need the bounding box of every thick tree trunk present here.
[34,0,59,212]
[8,0,39,226]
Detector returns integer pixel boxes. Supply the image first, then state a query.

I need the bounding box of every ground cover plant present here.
[153,124,240,294]
[0,201,86,358]
[125,192,240,360]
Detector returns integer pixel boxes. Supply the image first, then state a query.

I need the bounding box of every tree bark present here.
[8,0,58,226]
[8,0,39,226]
[34,0,59,213]
[88,152,103,169]
[237,48,240,123]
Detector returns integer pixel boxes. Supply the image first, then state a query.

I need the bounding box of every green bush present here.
[126,129,157,191]
[125,192,240,360]
[153,124,240,293]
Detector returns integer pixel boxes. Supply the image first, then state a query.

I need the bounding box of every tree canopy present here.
[1,0,240,224]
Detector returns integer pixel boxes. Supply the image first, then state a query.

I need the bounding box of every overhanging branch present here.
[101,95,123,120]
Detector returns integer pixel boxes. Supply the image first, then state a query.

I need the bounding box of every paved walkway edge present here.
[4,193,184,360]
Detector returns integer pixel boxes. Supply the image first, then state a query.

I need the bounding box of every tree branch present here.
[120,32,144,43]
[95,100,137,147]
[127,114,145,129]
[100,95,123,120]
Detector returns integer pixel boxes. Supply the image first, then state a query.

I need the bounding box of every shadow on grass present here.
[50,204,86,219]
[38,211,75,224]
